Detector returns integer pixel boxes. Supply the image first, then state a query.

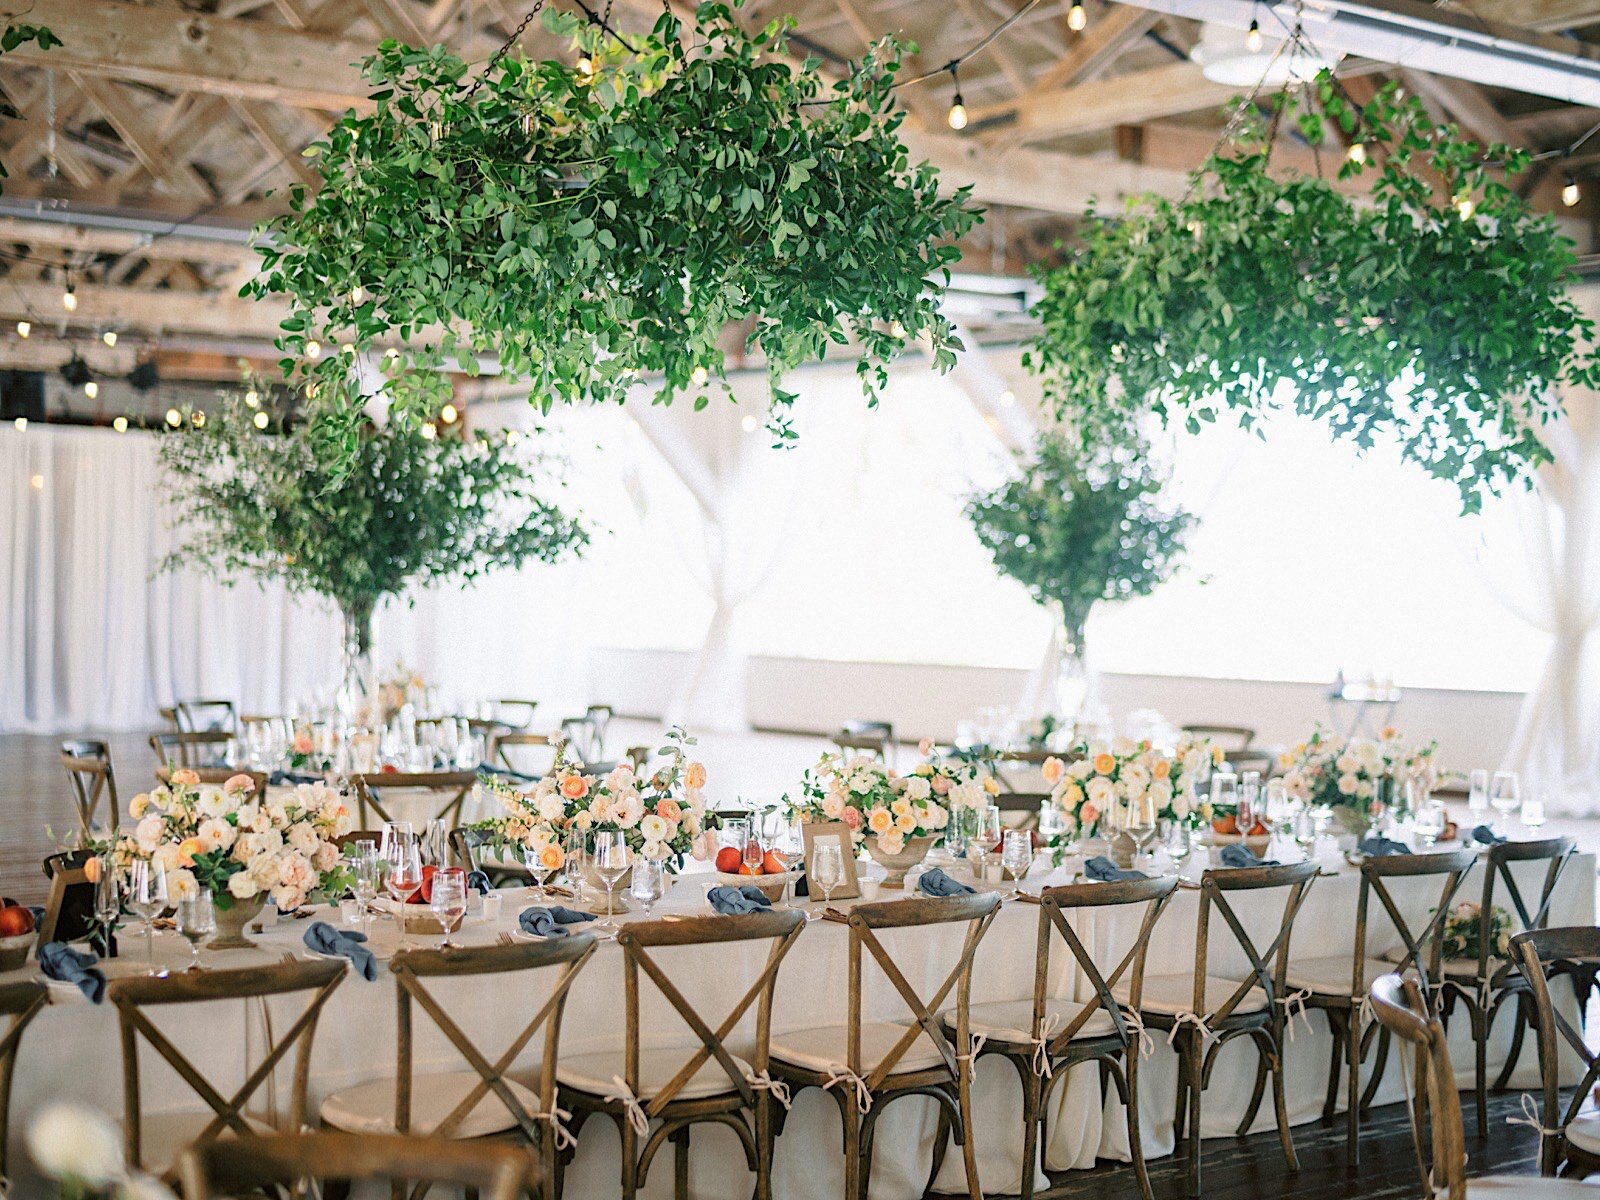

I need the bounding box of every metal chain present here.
[465,0,546,99]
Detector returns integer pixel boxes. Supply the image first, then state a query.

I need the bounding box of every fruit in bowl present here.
[713,841,789,900]
[0,900,34,939]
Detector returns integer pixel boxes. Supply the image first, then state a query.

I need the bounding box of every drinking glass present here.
[1490,771,1520,834]
[1211,772,1238,824]
[1037,800,1064,842]
[810,843,844,906]
[1126,797,1157,868]
[1467,769,1490,824]
[1264,779,1289,826]
[945,805,975,859]
[1165,822,1192,871]
[421,820,449,868]
[969,807,1003,885]
[351,844,380,940]
[93,858,121,955]
[592,831,630,930]
[721,818,750,857]
[126,859,169,975]
[1414,801,1446,850]
[1238,771,1260,832]
[742,822,765,874]
[175,891,214,970]
[523,846,558,903]
[771,815,806,906]
[1001,830,1033,898]
[1521,793,1547,833]
[563,826,588,893]
[384,825,422,950]
[430,867,467,947]
[630,859,668,917]
[1292,809,1319,859]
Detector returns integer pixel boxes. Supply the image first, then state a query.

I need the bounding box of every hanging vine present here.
[0,21,60,191]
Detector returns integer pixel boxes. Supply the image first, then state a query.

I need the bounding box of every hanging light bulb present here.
[112,416,128,433]
[61,280,77,312]
[349,285,366,304]
[165,407,182,428]
[1347,141,1367,165]
[505,428,522,445]
[192,410,206,428]
[245,389,260,408]
[83,380,98,400]
[947,66,967,130]
[13,416,26,432]
[690,365,709,386]
[304,339,322,360]
[1564,173,1581,207]
[576,53,595,82]
[440,402,459,424]
[15,321,29,338]
[740,414,759,433]
[421,421,438,440]
[253,410,270,430]
[1067,2,1086,31]
[102,330,117,347]
[1456,193,1476,221]
[889,319,906,338]
[1246,18,1263,53]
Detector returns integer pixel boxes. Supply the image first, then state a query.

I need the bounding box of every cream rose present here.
[197,818,236,854]
[227,871,261,900]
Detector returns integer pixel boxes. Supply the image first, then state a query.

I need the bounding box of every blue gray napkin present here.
[1472,825,1507,846]
[465,870,492,895]
[1359,836,1411,857]
[917,868,976,897]
[707,885,773,915]
[518,905,596,938]
[304,921,377,981]
[1220,844,1279,868]
[1083,856,1149,882]
[39,941,106,1003]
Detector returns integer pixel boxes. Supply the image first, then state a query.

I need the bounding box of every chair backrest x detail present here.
[1194,861,1320,1023]
[1355,849,1476,1004]
[61,739,117,835]
[1472,838,1575,980]
[1511,926,1600,1173]
[352,772,477,828]
[1368,973,1467,1200]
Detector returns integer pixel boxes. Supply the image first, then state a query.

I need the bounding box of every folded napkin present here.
[1358,836,1411,858]
[917,868,976,897]
[1219,844,1280,869]
[518,905,596,938]
[38,941,106,1004]
[707,885,773,915]
[465,870,492,895]
[1083,856,1149,883]
[303,921,378,981]
[1472,824,1507,846]
[269,770,324,786]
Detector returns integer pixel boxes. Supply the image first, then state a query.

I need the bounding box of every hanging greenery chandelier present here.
[1027,45,1597,513]
[250,1,980,468]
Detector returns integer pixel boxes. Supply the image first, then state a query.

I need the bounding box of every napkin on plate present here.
[1472,825,1507,846]
[465,870,493,895]
[1083,856,1149,882]
[1358,836,1411,858]
[38,941,106,1004]
[917,868,976,897]
[518,905,596,938]
[303,921,377,981]
[1219,844,1280,868]
[707,886,772,915]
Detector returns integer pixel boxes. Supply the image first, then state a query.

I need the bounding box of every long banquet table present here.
[4,845,1593,1199]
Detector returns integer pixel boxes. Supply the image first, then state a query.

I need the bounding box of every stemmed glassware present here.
[1490,771,1520,835]
[630,859,667,918]
[969,807,1003,885]
[764,810,805,907]
[431,867,467,948]
[1292,808,1319,859]
[1413,801,1446,851]
[175,891,214,971]
[383,823,422,950]
[523,846,558,903]
[1521,792,1547,833]
[1165,822,1192,872]
[1126,797,1157,869]
[810,843,844,907]
[92,856,121,956]
[350,842,380,941]
[945,805,975,860]
[563,826,589,895]
[1467,769,1490,829]
[125,859,169,975]
[1001,830,1033,899]
[592,832,630,931]
[1237,771,1260,834]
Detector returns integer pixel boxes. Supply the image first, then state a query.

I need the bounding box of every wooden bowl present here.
[386,901,465,936]
[713,871,788,902]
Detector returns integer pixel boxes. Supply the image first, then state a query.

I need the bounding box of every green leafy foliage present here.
[158,385,588,633]
[1027,74,1590,514]
[249,1,979,469]
[0,24,60,174]
[964,429,1194,649]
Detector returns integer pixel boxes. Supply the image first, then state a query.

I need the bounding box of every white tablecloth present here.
[4,846,1593,1199]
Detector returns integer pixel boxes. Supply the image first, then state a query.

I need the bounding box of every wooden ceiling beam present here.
[1399,70,1521,147]
[983,60,1237,143]
[0,216,256,265]
[71,75,214,202]
[0,279,290,338]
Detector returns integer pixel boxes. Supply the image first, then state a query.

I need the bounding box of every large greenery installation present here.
[965,428,1194,670]
[1028,71,1596,514]
[250,1,980,470]
[159,386,587,713]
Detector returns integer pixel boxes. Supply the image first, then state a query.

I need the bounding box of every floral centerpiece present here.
[377,662,428,725]
[1438,901,1513,962]
[470,729,711,869]
[787,752,951,886]
[105,771,354,947]
[1278,725,1439,834]
[1046,735,1220,854]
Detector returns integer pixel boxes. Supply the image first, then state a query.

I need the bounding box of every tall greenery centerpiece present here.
[1027,71,1595,513]
[159,386,587,719]
[965,429,1193,714]
[249,2,980,473]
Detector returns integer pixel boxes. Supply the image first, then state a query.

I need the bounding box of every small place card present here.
[801,822,862,901]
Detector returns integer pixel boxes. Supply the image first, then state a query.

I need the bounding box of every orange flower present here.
[178,837,204,866]
[685,761,708,789]
[538,844,565,870]
[1153,760,1171,779]
[83,857,103,884]
[1041,756,1065,784]
[170,768,200,787]
[292,731,315,756]
[1380,726,1398,740]
[1093,753,1116,775]
[656,798,682,822]
[559,774,590,800]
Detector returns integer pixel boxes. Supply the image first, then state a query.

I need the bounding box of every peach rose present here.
[840,806,863,830]
[170,769,200,787]
[1041,756,1065,784]
[538,844,565,870]
[559,774,590,800]
[177,836,204,866]
[655,798,682,822]
[223,773,256,795]
[867,808,893,834]
[685,762,708,789]
[1152,759,1171,779]
[1081,803,1100,825]
[918,738,934,756]
[292,731,315,756]
[1093,754,1116,775]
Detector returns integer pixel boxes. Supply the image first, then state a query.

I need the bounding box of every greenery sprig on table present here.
[157,383,588,653]
[965,428,1193,655]
[249,1,979,470]
[1027,72,1592,514]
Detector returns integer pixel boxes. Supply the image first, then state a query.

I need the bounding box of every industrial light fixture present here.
[129,360,160,392]
[60,354,91,388]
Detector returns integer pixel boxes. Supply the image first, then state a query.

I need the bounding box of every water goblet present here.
[1001,830,1033,899]
[630,859,668,918]
[810,843,844,907]
[430,868,468,948]
[1414,801,1446,851]
[1467,769,1490,827]
[523,845,558,903]
[1292,809,1319,859]
[383,825,422,950]
[969,807,1002,885]
[1165,822,1192,871]
[175,891,214,970]
[771,816,805,906]
[1490,771,1520,835]
[592,831,630,930]
[351,845,380,941]
[125,859,169,975]
[1521,793,1547,833]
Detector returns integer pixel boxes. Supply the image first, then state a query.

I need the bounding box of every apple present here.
[0,901,35,938]
[402,864,440,905]
[714,846,742,874]
[761,850,785,876]
[1213,815,1239,835]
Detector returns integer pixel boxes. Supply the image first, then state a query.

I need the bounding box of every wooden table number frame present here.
[801,822,862,901]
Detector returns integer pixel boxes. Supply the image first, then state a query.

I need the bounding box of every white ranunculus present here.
[642,839,669,861]
[227,871,261,900]
[925,803,949,830]
[850,773,874,796]
[612,794,644,829]
[134,816,164,853]
[197,818,236,854]
[537,792,566,822]
[27,1103,124,1187]
[248,852,282,887]
[196,787,230,819]
[639,814,667,843]
[1150,778,1174,806]
[904,776,931,801]
[605,766,636,793]
[1067,759,1093,780]
[1086,777,1116,808]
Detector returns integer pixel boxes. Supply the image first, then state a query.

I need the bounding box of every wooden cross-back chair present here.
[492,699,539,730]
[557,910,805,1200]
[1511,927,1600,1178]
[832,721,896,766]
[767,892,1001,1200]
[948,876,1179,1200]
[350,771,477,829]
[180,1132,536,1200]
[559,716,604,766]
[1121,861,1318,1197]
[319,936,596,1200]
[149,730,231,770]
[155,765,267,794]
[109,958,347,1181]
[1288,847,1475,1166]
[1441,837,1576,1137]
[1182,724,1255,750]
[991,791,1049,829]
[174,698,237,735]
[0,981,48,1190]
[1368,973,1470,1200]
[61,738,118,837]
[491,731,558,778]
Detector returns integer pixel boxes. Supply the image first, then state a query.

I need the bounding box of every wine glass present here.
[92,856,121,955]
[523,845,558,903]
[421,820,449,869]
[944,805,974,860]
[430,867,467,948]
[1467,768,1490,829]
[969,807,1003,885]
[1037,800,1064,843]
[351,844,380,940]
[810,843,844,907]
[1165,822,1192,872]
[125,859,169,975]
[630,859,667,917]
[592,831,630,930]
[1414,801,1446,851]
[721,818,750,860]
[1264,779,1289,826]
[1292,809,1319,859]
[1238,771,1260,833]
[1211,771,1238,825]
[1490,771,1520,835]
[1001,830,1033,899]
[175,891,214,971]
[742,822,765,875]
[563,826,588,894]
[384,825,422,950]
[1127,797,1157,868]
[770,815,806,907]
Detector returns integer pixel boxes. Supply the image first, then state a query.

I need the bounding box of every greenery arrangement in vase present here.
[158,384,587,717]
[249,1,980,473]
[965,427,1193,707]
[1027,70,1595,513]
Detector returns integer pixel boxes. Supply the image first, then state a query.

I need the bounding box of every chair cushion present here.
[1284,955,1396,997]
[320,1070,541,1138]
[1563,1112,1600,1156]
[1114,973,1268,1016]
[128,1111,275,1176]
[770,1022,947,1075]
[557,1046,753,1101]
[942,999,1117,1043]
[1379,945,1508,979]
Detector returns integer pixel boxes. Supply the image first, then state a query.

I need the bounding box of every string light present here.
[304,339,322,360]
[576,53,595,83]
[83,380,98,400]
[1564,173,1581,207]
[421,421,438,440]
[101,330,117,347]
[191,410,206,428]
[253,410,270,430]
[165,407,182,427]
[61,280,76,312]
[947,66,967,131]
[15,321,28,338]
[29,472,42,489]
[112,416,128,433]
[1246,20,1263,53]
[505,428,522,445]
[740,414,759,433]
[1000,389,1016,408]
[1067,1,1086,32]
[350,285,366,304]
[889,320,906,338]
[13,416,26,432]
[245,389,260,408]
[440,402,459,424]
[1347,142,1367,165]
